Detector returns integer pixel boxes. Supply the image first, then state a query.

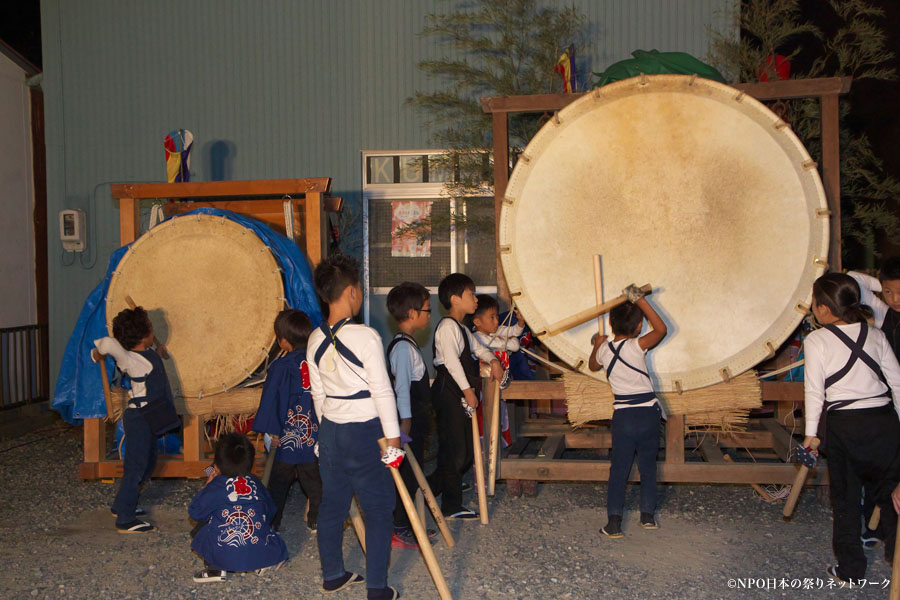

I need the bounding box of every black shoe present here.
[193,568,226,583]
[601,515,623,539]
[367,586,400,600]
[116,519,154,534]
[826,565,849,585]
[861,529,883,550]
[322,572,365,593]
[110,507,146,516]
[444,508,479,520]
[640,512,658,529]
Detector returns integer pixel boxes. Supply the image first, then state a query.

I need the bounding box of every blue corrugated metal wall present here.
[41,0,736,390]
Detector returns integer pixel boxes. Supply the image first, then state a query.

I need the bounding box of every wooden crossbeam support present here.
[537,435,566,460]
[500,458,827,485]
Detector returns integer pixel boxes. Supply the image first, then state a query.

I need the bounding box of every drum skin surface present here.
[106,214,284,397]
[500,75,828,391]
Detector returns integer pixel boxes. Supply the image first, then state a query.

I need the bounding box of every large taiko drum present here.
[106,213,284,397]
[500,74,829,392]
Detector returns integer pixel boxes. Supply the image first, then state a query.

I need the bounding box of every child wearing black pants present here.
[803,273,900,584]
[386,282,435,548]
[252,309,322,533]
[430,273,503,520]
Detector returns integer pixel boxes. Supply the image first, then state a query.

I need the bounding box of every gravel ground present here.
[0,420,893,599]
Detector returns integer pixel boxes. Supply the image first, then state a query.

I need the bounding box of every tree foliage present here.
[709,0,899,265]
[398,0,585,242]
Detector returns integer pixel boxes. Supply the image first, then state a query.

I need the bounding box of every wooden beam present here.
[761,380,804,402]
[731,77,852,101]
[537,435,566,459]
[304,192,324,265]
[500,457,828,485]
[480,77,852,115]
[760,418,799,462]
[503,380,567,400]
[110,178,332,200]
[182,415,203,462]
[665,414,685,464]
[698,437,726,464]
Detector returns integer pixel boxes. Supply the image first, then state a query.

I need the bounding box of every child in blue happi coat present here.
[189,433,288,583]
[252,309,322,532]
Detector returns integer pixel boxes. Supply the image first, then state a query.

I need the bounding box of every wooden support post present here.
[416,489,426,527]
[182,415,203,465]
[83,418,104,464]
[665,415,685,464]
[783,438,820,519]
[821,94,841,271]
[492,112,510,302]
[304,192,324,265]
[892,518,900,600]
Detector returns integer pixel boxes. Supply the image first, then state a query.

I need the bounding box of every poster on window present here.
[391,200,432,257]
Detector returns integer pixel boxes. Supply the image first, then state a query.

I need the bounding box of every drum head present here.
[501,75,828,391]
[107,214,284,397]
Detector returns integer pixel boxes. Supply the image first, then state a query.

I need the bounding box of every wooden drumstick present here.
[545,283,652,337]
[403,442,455,547]
[93,350,118,420]
[261,440,277,487]
[471,411,489,525]
[124,295,169,359]
[592,255,606,336]
[416,489,426,526]
[349,496,366,553]
[487,378,501,497]
[783,438,820,520]
[869,505,881,532]
[891,516,900,600]
[379,439,453,600]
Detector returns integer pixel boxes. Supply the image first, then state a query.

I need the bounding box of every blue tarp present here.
[52,208,323,425]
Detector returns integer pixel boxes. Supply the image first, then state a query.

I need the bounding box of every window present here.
[362,150,496,322]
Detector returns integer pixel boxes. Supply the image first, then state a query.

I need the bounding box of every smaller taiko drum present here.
[106,213,285,397]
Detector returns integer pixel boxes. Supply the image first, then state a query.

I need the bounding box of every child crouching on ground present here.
[252,309,322,534]
[189,433,288,583]
[588,285,667,538]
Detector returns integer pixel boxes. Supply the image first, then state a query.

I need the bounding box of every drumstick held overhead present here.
[592,255,606,336]
[545,283,652,337]
[124,295,169,359]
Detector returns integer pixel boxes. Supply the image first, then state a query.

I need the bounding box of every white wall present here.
[0,53,36,328]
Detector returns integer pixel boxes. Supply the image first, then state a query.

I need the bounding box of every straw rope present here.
[564,370,762,429]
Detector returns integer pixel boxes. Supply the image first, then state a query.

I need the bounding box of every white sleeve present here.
[93,337,150,378]
[468,328,498,364]
[306,335,325,421]
[803,334,826,437]
[362,330,401,439]
[877,333,900,420]
[848,271,888,327]
[478,327,521,353]
[437,321,473,392]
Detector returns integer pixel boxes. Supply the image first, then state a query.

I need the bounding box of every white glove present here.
[460,397,475,418]
[623,284,646,303]
[381,445,405,468]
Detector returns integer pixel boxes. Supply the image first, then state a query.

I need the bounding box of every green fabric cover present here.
[592,49,726,87]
